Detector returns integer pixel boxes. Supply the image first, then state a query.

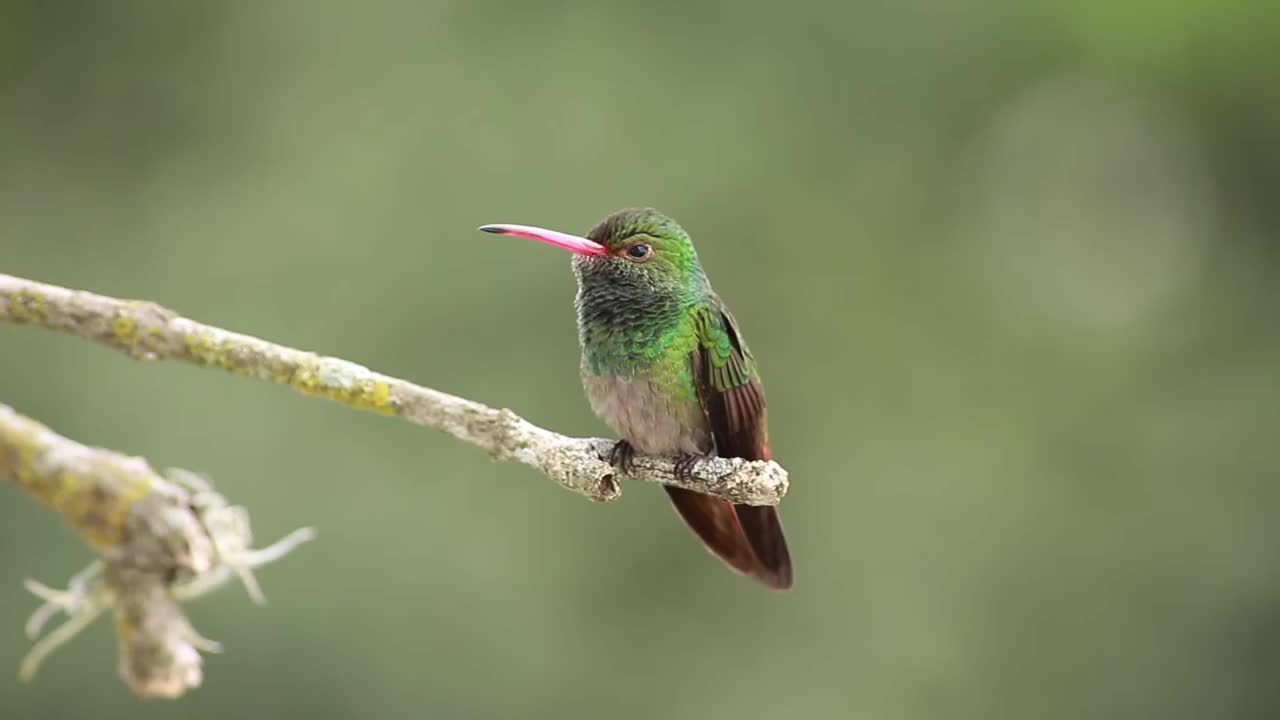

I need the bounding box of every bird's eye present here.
[625,243,652,261]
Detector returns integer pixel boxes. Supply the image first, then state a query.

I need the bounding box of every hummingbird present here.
[479,208,793,589]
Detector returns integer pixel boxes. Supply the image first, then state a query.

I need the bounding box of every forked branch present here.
[0,272,789,697]
[0,404,314,697]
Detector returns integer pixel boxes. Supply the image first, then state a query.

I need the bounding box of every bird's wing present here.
[669,301,793,589]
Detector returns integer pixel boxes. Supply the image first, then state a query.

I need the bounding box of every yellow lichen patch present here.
[290,359,395,415]
[216,344,240,371]
[100,470,153,546]
[47,469,82,508]
[1,425,41,490]
[368,379,392,411]
[3,457,121,548]
[183,332,239,372]
[43,471,141,548]
[112,315,139,347]
[183,332,217,365]
[5,289,48,324]
[59,473,128,548]
[1,409,158,549]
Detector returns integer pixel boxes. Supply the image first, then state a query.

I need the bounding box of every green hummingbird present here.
[480,208,793,589]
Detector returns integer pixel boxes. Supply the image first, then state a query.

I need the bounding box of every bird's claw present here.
[608,439,636,474]
[609,442,709,482]
[673,453,708,482]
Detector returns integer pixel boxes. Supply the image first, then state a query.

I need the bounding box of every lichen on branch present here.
[0,405,314,697]
[0,273,789,506]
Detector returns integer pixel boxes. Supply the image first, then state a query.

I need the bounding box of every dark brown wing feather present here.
[662,486,760,578]
[715,381,793,589]
[666,304,793,590]
[733,504,793,589]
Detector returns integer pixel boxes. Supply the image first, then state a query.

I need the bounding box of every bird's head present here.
[480,208,705,293]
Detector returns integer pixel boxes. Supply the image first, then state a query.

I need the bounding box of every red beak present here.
[478,223,608,256]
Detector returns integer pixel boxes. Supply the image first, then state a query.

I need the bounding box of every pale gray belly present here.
[581,371,711,456]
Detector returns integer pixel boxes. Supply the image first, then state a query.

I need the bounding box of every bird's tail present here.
[663,486,793,590]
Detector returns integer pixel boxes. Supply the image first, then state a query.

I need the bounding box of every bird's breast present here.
[581,370,710,456]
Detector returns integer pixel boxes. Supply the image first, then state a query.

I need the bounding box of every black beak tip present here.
[478,225,505,234]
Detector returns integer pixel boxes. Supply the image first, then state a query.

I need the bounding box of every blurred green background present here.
[3,1,1280,718]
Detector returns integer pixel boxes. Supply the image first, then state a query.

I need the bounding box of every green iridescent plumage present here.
[480,207,791,588]
[696,305,757,393]
[572,208,790,589]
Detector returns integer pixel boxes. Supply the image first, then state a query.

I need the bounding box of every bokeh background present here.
[3,1,1280,718]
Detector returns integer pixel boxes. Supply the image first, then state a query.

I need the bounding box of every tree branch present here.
[0,404,315,697]
[0,273,789,506]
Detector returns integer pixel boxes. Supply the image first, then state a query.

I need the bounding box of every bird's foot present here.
[673,452,710,482]
[608,439,637,474]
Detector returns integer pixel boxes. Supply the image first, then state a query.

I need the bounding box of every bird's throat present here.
[575,270,692,376]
